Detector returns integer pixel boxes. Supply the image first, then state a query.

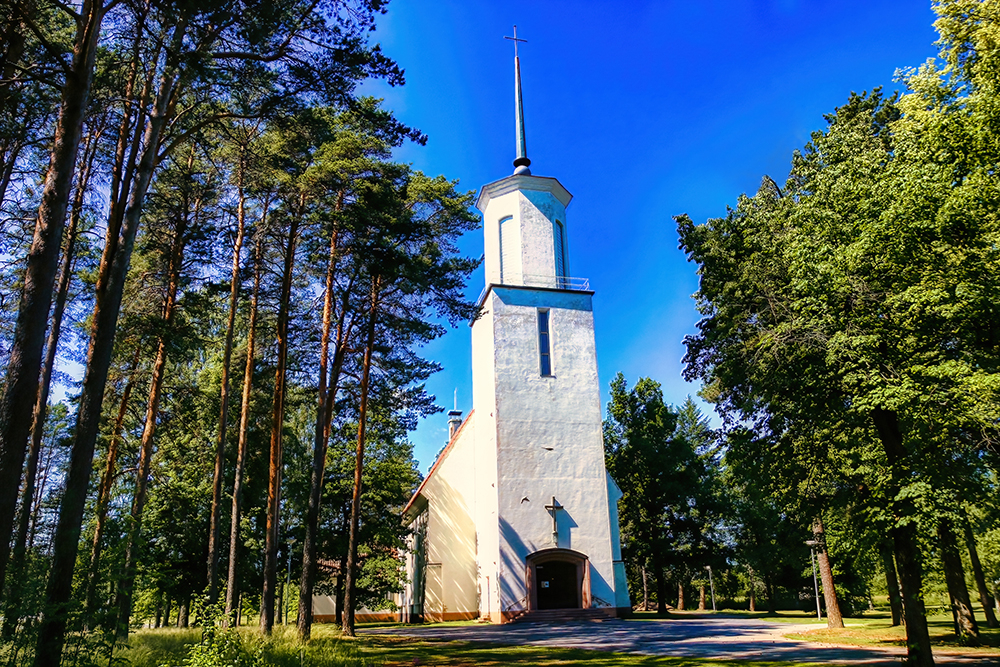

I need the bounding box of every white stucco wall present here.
[489,286,619,614]
[471,291,501,621]
[419,415,479,620]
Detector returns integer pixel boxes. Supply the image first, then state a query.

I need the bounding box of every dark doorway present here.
[535,560,579,610]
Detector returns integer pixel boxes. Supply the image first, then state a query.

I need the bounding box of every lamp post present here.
[805,539,821,620]
[285,537,296,625]
[705,565,717,612]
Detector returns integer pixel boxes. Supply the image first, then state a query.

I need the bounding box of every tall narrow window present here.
[554,221,566,288]
[538,309,552,376]
[500,216,516,283]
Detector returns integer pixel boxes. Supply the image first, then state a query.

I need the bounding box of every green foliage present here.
[604,375,726,609]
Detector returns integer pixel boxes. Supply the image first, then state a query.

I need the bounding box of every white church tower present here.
[398,28,630,623]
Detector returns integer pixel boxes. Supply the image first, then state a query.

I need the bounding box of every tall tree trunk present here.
[342,280,379,637]
[2,127,93,638]
[749,587,756,612]
[677,580,684,611]
[84,347,141,624]
[115,191,191,639]
[963,519,998,628]
[698,585,706,611]
[206,173,247,601]
[225,228,264,623]
[764,573,776,614]
[0,0,105,603]
[33,24,184,663]
[298,219,351,640]
[871,407,933,667]
[938,518,979,645]
[260,213,300,635]
[880,538,904,627]
[813,516,844,629]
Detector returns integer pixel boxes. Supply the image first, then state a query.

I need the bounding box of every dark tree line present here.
[0,0,479,664]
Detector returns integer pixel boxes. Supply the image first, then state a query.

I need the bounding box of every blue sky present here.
[360,1,941,472]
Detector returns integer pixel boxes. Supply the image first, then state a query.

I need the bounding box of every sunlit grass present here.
[783,608,1000,655]
[122,623,834,667]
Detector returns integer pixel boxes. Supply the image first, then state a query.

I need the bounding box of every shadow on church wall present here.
[499,516,530,611]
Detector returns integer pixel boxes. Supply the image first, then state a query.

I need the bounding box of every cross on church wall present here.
[544,496,563,547]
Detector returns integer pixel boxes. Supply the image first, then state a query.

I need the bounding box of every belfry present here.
[400,27,631,623]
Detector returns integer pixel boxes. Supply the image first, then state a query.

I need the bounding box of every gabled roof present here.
[403,409,475,520]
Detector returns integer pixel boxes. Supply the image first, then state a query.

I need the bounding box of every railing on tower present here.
[477,275,590,305]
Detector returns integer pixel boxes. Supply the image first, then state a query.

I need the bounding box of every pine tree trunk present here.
[871,407,933,667]
[963,519,998,628]
[749,587,756,612]
[225,229,264,624]
[698,585,706,611]
[33,31,183,664]
[298,219,348,640]
[115,190,191,639]
[880,538,904,627]
[0,0,105,604]
[813,516,844,629]
[260,213,300,635]
[163,598,172,628]
[342,281,379,637]
[764,574,776,614]
[207,173,247,602]
[938,518,979,645]
[2,132,92,638]
[84,348,141,625]
[677,581,684,611]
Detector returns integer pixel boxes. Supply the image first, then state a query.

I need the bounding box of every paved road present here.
[368,616,999,664]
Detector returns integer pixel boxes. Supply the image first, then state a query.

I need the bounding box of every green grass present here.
[782,609,1000,655]
[118,609,999,667]
[121,624,835,667]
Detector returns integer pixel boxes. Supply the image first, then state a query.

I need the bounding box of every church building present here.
[398,33,631,623]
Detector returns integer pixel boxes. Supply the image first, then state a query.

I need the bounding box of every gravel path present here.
[367,616,999,664]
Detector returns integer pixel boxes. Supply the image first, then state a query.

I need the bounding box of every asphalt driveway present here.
[367,615,999,664]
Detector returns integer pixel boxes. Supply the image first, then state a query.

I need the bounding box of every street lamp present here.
[704,565,717,612]
[805,539,821,620]
[286,537,297,625]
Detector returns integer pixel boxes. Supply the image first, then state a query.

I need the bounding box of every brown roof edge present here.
[403,409,475,516]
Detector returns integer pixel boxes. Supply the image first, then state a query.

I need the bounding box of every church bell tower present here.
[468,27,631,622]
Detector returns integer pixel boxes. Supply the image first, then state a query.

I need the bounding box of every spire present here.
[504,26,531,175]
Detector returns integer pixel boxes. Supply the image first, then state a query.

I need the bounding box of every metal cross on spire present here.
[504,24,527,58]
[504,25,531,173]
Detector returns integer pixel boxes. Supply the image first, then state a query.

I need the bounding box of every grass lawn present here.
[117,609,998,667]
[120,624,831,667]
[781,609,1000,656]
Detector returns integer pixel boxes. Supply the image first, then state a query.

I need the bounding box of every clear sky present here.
[360,0,941,472]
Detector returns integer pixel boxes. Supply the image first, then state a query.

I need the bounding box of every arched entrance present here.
[525,548,591,611]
